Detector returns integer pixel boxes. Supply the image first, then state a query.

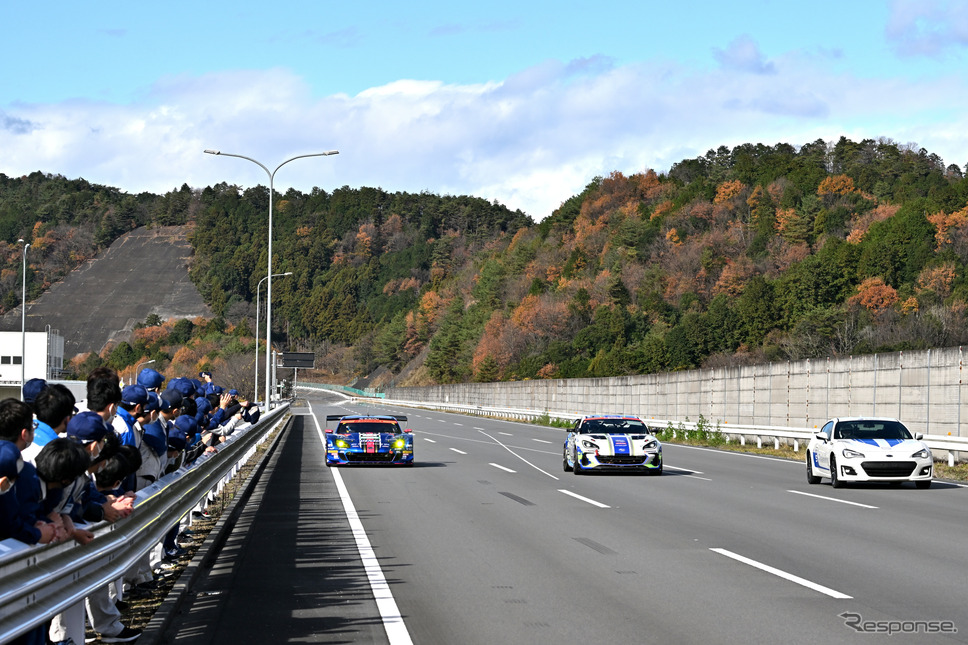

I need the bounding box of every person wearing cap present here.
[60,408,142,645]
[114,384,148,448]
[0,399,61,545]
[25,384,76,461]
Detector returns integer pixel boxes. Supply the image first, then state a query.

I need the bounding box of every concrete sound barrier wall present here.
[386,346,968,437]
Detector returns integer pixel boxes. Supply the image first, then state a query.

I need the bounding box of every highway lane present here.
[170,393,968,643]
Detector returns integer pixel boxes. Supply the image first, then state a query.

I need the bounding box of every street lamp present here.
[205,148,338,408]
[19,239,29,394]
[255,272,292,402]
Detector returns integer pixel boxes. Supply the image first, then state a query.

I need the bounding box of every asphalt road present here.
[168,392,968,644]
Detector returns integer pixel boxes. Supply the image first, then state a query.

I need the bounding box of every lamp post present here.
[255,272,292,403]
[19,239,29,393]
[205,149,338,408]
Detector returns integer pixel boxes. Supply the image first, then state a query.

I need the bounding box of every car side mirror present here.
[404,428,413,434]
[815,432,828,442]
[915,433,924,440]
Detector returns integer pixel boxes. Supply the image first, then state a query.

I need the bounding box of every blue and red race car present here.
[325,414,414,466]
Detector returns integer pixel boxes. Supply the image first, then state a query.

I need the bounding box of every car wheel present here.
[806,453,821,484]
[830,456,844,488]
[563,453,573,472]
[573,453,583,475]
[650,462,663,476]
[916,479,932,489]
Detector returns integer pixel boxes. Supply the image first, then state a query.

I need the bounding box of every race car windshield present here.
[338,422,400,434]
[582,419,650,434]
[834,421,913,441]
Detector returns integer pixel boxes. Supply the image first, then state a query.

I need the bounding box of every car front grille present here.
[344,452,396,463]
[861,461,917,477]
[598,455,648,465]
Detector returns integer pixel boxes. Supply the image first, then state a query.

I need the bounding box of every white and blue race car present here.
[806,417,932,488]
[563,415,662,475]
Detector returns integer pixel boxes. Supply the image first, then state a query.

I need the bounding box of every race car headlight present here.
[911,448,930,459]
[842,447,865,459]
[335,439,349,449]
[581,440,599,450]
[393,439,405,449]
[643,440,658,451]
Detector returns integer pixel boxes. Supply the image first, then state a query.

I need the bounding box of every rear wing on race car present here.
[323,414,410,432]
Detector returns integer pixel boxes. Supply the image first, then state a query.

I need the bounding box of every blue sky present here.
[2,1,967,220]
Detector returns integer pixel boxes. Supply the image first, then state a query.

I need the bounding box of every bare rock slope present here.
[2,226,212,359]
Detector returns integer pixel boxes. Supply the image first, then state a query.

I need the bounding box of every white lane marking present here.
[478,430,560,481]
[665,465,704,475]
[710,548,852,599]
[473,427,485,431]
[450,448,467,455]
[490,463,517,473]
[424,438,437,443]
[684,475,712,481]
[307,403,414,645]
[498,432,513,436]
[787,490,878,509]
[532,438,552,444]
[438,419,447,423]
[454,423,463,426]
[558,489,610,508]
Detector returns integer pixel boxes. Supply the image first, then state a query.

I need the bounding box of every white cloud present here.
[886,0,968,57]
[713,35,777,75]
[2,54,968,221]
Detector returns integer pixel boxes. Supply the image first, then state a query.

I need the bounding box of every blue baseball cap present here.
[0,440,24,480]
[168,426,189,451]
[137,368,165,390]
[66,411,109,443]
[160,390,182,411]
[121,384,149,406]
[142,421,168,457]
[145,391,161,413]
[23,378,48,404]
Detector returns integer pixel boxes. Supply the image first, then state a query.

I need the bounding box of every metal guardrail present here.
[0,403,291,644]
[350,397,968,466]
[297,382,385,398]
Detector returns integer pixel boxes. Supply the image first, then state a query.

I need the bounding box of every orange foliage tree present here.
[849,278,898,312]
[714,179,746,204]
[817,174,855,196]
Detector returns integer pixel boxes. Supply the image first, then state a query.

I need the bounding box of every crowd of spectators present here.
[0,367,261,645]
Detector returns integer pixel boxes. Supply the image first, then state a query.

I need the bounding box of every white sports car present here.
[806,417,932,489]
[563,415,662,475]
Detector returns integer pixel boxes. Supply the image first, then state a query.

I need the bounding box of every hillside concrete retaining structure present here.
[387,346,968,438]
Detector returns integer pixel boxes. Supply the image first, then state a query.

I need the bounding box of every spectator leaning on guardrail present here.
[0,399,61,546]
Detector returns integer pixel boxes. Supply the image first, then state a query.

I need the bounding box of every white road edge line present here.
[787,490,878,509]
[450,448,468,454]
[710,548,852,599]
[307,403,414,645]
[558,489,610,508]
[490,463,517,473]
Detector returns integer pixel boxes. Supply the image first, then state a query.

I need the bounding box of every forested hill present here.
[2,136,968,388]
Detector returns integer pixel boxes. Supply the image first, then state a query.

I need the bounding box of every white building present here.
[0,330,65,400]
